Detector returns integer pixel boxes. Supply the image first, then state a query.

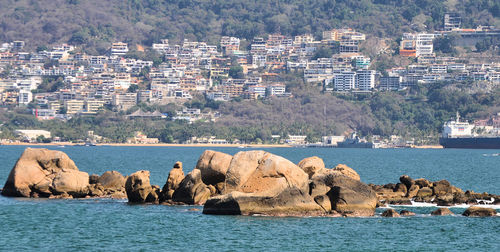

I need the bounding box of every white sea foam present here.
[387,200,500,209]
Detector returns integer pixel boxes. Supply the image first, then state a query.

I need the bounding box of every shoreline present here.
[0,142,447,149]
[0,142,293,148]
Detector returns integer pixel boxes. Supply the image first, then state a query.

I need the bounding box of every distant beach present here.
[0,141,292,148]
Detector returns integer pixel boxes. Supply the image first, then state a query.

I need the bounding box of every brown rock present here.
[314,195,332,212]
[400,210,416,216]
[417,187,433,198]
[97,171,126,191]
[1,148,80,197]
[195,150,232,185]
[399,175,414,190]
[432,180,452,196]
[51,169,89,197]
[125,170,154,203]
[298,156,325,178]
[89,174,99,184]
[462,206,497,217]
[431,208,453,216]
[407,184,420,198]
[414,178,432,188]
[381,209,400,217]
[160,162,185,201]
[203,187,323,216]
[326,176,378,216]
[330,164,360,181]
[224,150,267,193]
[203,151,323,216]
[172,169,211,205]
[394,183,407,195]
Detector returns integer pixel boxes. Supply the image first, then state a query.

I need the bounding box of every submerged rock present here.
[462,206,497,217]
[381,209,400,217]
[400,210,416,216]
[431,208,453,216]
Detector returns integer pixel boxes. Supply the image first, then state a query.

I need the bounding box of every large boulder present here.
[204,151,324,216]
[203,188,323,216]
[298,156,325,178]
[311,173,377,216]
[125,170,157,203]
[51,169,89,197]
[224,150,267,193]
[97,171,126,191]
[1,148,83,197]
[195,150,232,185]
[462,206,497,217]
[235,153,310,195]
[432,180,452,196]
[172,169,211,205]
[160,161,185,201]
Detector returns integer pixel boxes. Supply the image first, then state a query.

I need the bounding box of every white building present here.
[416,33,435,57]
[18,90,33,105]
[334,72,356,91]
[111,42,129,55]
[356,70,376,91]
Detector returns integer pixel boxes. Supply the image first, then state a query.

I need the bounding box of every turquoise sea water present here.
[0,146,499,251]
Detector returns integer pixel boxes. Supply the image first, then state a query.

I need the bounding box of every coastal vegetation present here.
[1,80,499,144]
[1,0,499,51]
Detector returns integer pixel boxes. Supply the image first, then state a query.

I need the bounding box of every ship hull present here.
[439,137,500,149]
[337,142,374,148]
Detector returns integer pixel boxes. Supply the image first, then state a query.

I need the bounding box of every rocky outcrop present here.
[195,150,232,187]
[373,175,500,208]
[172,169,211,205]
[1,148,88,198]
[204,151,326,216]
[462,206,497,217]
[204,151,376,217]
[330,164,360,181]
[125,170,159,203]
[431,208,453,216]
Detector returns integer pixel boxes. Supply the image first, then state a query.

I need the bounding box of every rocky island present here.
[1,148,498,217]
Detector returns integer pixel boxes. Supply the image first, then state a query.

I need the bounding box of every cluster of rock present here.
[1,148,127,199]
[122,150,378,216]
[381,206,497,217]
[371,175,500,206]
[2,148,497,218]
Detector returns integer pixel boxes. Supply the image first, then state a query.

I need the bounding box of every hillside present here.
[1,0,499,51]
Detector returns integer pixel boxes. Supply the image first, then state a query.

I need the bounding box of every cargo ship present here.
[439,113,500,149]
